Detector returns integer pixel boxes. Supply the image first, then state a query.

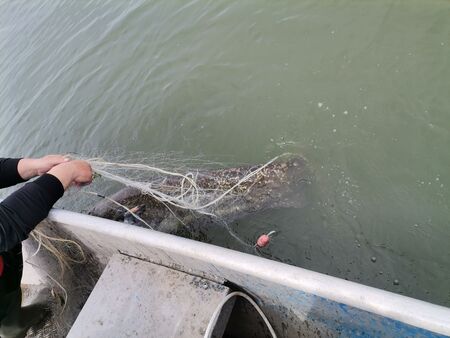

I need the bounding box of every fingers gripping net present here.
[86,154,284,218]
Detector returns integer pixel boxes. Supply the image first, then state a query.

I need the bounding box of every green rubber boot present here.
[0,289,50,338]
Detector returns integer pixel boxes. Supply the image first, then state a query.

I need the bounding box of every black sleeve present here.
[0,158,26,189]
[0,174,64,252]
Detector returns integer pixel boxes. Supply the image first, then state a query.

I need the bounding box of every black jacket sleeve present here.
[0,158,25,189]
[0,158,26,189]
[0,174,64,252]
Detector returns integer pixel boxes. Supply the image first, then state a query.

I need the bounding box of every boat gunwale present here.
[48,209,450,336]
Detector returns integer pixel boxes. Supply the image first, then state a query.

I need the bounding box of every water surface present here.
[0,0,449,306]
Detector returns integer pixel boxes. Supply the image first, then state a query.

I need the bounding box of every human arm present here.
[0,155,68,189]
[17,155,69,180]
[0,160,92,252]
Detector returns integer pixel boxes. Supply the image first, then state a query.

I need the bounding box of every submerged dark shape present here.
[89,155,312,234]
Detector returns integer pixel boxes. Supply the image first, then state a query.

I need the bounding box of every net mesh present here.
[84,154,285,217]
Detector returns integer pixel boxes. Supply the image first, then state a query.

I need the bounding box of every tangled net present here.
[28,228,87,317]
[85,154,285,218]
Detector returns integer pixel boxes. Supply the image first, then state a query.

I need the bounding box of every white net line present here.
[85,154,285,217]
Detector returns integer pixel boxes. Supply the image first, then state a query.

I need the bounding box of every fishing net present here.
[24,152,311,336]
[85,154,284,218]
[25,222,102,338]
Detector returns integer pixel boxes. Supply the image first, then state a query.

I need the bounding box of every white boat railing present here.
[47,209,450,336]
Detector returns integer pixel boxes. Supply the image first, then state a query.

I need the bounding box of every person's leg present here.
[0,287,24,338]
[0,244,24,338]
[0,245,50,338]
[0,287,50,338]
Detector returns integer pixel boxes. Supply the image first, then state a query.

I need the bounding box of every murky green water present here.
[1,1,449,306]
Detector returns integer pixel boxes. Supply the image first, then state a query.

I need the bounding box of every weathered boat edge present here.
[46,209,450,337]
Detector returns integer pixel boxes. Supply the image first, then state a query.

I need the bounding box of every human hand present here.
[68,160,93,186]
[48,160,93,190]
[34,155,70,175]
[18,155,69,180]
